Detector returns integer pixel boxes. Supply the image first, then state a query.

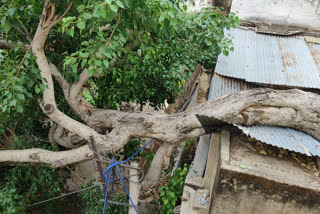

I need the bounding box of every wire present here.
[25,87,198,212]
[27,184,100,207]
[101,87,199,214]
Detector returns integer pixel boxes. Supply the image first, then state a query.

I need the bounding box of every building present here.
[180,0,320,213]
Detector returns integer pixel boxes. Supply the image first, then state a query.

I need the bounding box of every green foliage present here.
[0,0,239,111]
[114,138,155,167]
[0,47,42,113]
[0,136,68,214]
[158,164,189,214]
[0,1,239,211]
[79,180,104,214]
[117,138,145,161]
[182,138,197,165]
[140,150,156,167]
[0,98,67,214]
[79,179,128,214]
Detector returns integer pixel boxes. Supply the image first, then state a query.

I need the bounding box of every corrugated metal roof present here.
[208,73,257,100]
[215,28,320,89]
[237,126,320,156]
[209,73,320,157]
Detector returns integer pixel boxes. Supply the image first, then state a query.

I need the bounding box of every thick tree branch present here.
[0,126,132,167]
[70,69,91,100]
[0,88,320,166]
[31,1,105,145]
[49,64,96,122]
[48,123,84,148]
[2,1,319,169]
[0,146,92,167]
[0,40,16,49]
[49,63,71,95]
[143,143,175,188]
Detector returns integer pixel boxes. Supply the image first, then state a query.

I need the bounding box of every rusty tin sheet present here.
[216,28,320,89]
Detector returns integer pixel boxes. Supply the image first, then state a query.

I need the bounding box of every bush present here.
[158,165,189,214]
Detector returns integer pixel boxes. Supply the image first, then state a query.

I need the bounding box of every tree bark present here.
[0,40,16,49]
[142,143,175,188]
[1,88,320,167]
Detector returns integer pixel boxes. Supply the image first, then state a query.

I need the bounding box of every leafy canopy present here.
[0,0,239,111]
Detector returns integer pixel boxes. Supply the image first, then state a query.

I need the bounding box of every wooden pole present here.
[129,162,140,214]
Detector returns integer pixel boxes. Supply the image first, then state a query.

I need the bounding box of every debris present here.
[243,135,319,174]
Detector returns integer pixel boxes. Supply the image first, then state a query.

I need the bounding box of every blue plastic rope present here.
[178,88,198,113]
[102,87,198,214]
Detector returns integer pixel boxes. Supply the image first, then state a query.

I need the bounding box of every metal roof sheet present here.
[208,73,257,100]
[215,28,320,89]
[237,125,320,156]
[209,73,320,157]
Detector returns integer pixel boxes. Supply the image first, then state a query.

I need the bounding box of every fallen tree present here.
[1,1,319,188]
[1,86,319,166]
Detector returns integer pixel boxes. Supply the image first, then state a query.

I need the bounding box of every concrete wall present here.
[212,169,320,214]
[209,133,320,214]
[231,0,320,35]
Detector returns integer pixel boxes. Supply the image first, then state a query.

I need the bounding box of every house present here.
[179,0,320,213]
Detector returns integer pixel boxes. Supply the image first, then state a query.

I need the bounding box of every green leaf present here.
[99,46,107,56]
[103,60,109,68]
[106,52,112,59]
[2,22,11,32]
[83,13,92,19]
[16,104,23,113]
[110,5,118,13]
[81,41,89,46]
[77,20,86,30]
[223,50,229,56]
[8,8,15,17]
[80,52,89,58]
[183,5,188,11]
[95,60,102,66]
[116,1,125,8]
[16,94,25,100]
[137,49,142,56]
[69,27,74,37]
[88,69,95,76]
[2,105,7,112]
[9,99,17,106]
[35,86,40,94]
[106,0,112,4]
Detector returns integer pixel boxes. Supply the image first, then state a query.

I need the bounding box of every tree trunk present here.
[1,88,320,167]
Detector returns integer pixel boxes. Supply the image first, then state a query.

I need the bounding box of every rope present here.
[178,87,198,113]
[102,87,199,214]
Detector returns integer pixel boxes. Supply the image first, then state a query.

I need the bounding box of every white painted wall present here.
[188,0,209,11]
[231,0,320,31]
